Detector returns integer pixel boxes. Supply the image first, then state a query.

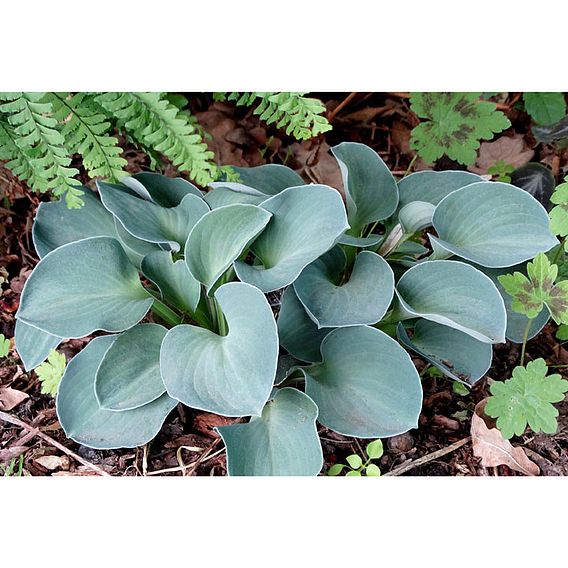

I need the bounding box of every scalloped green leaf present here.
[160,282,278,416]
[397,320,492,385]
[234,185,349,292]
[277,286,331,363]
[398,170,483,208]
[124,172,202,206]
[430,182,558,268]
[331,142,398,232]
[57,335,176,449]
[141,250,200,313]
[14,320,62,371]
[294,248,394,328]
[17,237,153,339]
[184,204,271,292]
[217,388,323,476]
[95,324,168,411]
[395,260,506,343]
[300,326,422,438]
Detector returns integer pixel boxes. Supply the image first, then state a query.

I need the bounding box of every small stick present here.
[327,92,358,122]
[146,448,225,476]
[0,410,110,477]
[383,437,470,477]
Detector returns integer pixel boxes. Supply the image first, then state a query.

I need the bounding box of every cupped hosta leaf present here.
[57,335,176,449]
[32,189,116,258]
[123,172,202,206]
[95,324,168,411]
[17,237,153,338]
[185,204,271,292]
[395,260,506,343]
[300,326,422,438]
[113,219,163,268]
[277,286,331,363]
[274,354,303,385]
[294,248,394,328]
[234,185,349,292]
[397,320,492,385]
[331,142,398,232]
[510,163,555,209]
[98,181,209,251]
[430,182,558,267]
[141,250,200,313]
[160,282,278,416]
[398,201,436,233]
[204,186,265,209]
[14,320,62,371]
[336,233,384,248]
[217,387,323,476]
[398,170,483,208]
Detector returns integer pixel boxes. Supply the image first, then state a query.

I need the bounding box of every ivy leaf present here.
[485,358,568,439]
[549,177,568,239]
[409,92,511,165]
[0,334,10,358]
[498,253,568,323]
[35,349,66,396]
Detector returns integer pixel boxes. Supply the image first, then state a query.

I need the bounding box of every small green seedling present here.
[487,160,514,182]
[0,333,10,358]
[35,349,66,396]
[327,439,383,477]
[1,454,24,477]
[452,382,471,396]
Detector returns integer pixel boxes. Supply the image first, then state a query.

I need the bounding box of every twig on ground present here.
[147,447,225,476]
[383,437,471,476]
[327,92,358,123]
[0,410,110,477]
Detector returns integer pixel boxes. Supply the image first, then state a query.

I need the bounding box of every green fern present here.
[223,92,332,140]
[96,92,218,186]
[0,93,83,208]
[46,93,127,182]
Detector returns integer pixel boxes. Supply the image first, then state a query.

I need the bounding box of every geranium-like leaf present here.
[395,260,506,343]
[300,326,422,438]
[57,335,177,449]
[141,250,200,313]
[397,320,492,385]
[160,282,278,416]
[185,204,271,292]
[277,286,331,363]
[217,388,323,476]
[14,320,62,371]
[331,141,398,232]
[95,324,168,411]
[294,248,394,328]
[523,92,567,126]
[234,185,349,292]
[485,358,568,439]
[32,188,116,258]
[17,237,153,338]
[398,170,483,208]
[98,181,209,251]
[123,172,202,206]
[430,182,558,267]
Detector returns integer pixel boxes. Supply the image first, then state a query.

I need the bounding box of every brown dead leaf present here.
[193,412,236,438]
[34,455,70,471]
[0,387,29,411]
[471,399,540,476]
[0,445,28,464]
[469,134,534,175]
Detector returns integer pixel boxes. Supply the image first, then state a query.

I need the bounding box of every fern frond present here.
[0,118,42,186]
[46,93,127,182]
[96,92,218,186]
[224,92,332,140]
[0,92,83,208]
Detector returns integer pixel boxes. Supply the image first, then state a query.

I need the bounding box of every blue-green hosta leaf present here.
[160,282,278,416]
[277,286,331,363]
[17,237,153,338]
[141,250,200,313]
[32,189,116,258]
[274,354,303,386]
[204,186,266,209]
[331,142,398,232]
[184,204,271,292]
[98,181,209,251]
[234,185,349,292]
[396,320,492,385]
[294,248,394,328]
[57,335,176,449]
[336,233,384,248]
[398,170,483,208]
[217,388,323,476]
[95,324,168,411]
[113,219,163,269]
[395,260,506,343]
[14,320,62,371]
[300,326,422,438]
[430,182,558,267]
[398,201,436,233]
[123,172,202,206]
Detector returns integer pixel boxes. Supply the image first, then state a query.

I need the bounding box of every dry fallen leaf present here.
[471,399,540,476]
[288,141,344,194]
[34,455,70,471]
[469,133,534,175]
[193,412,236,439]
[0,387,29,411]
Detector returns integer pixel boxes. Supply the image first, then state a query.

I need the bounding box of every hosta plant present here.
[15,142,558,476]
